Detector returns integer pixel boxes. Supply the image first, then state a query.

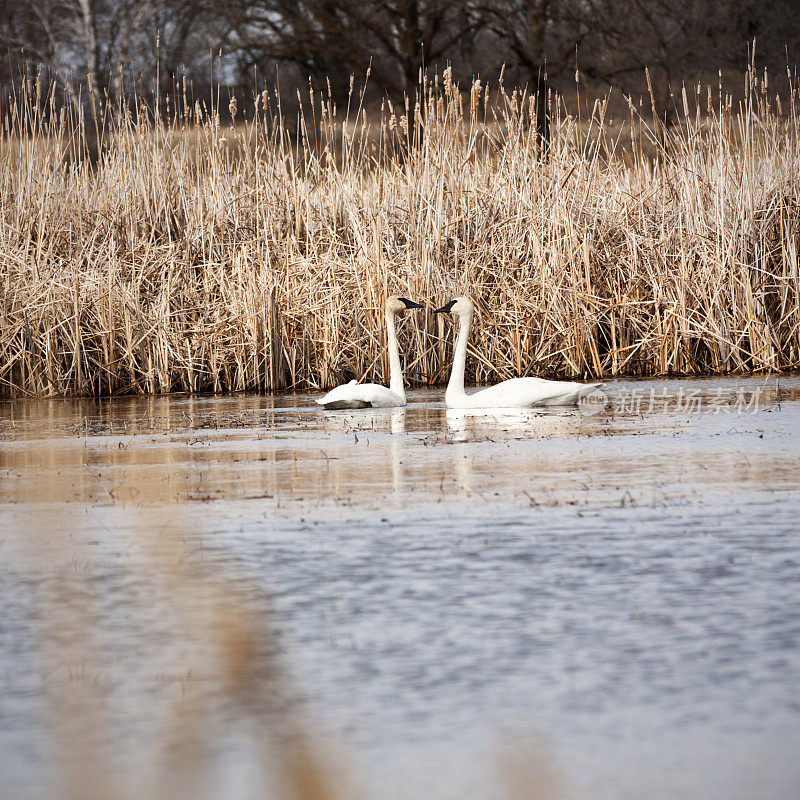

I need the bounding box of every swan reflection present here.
[320,406,407,435]
[445,406,589,442]
[317,407,407,500]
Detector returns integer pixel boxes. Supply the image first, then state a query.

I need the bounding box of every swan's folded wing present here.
[535,380,604,406]
[317,382,404,409]
[317,381,368,409]
[465,377,602,408]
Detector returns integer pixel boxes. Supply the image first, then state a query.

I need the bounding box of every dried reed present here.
[1,66,799,397]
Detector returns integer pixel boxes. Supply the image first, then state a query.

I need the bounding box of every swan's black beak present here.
[433,300,456,314]
[399,297,424,309]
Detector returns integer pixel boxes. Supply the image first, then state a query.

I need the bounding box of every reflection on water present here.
[444,406,589,442]
[1,375,800,800]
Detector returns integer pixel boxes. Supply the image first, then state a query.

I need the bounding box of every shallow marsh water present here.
[1,375,800,800]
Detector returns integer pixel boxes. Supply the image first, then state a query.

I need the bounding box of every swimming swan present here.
[317,296,424,409]
[434,296,602,409]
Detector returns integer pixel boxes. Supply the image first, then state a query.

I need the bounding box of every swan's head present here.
[433,296,474,316]
[386,295,424,314]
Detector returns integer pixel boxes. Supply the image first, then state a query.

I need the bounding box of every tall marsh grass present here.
[1,68,799,397]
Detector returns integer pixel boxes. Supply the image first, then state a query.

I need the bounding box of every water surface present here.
[1,375,799,800]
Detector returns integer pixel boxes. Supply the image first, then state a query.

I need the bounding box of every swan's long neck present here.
[386,310,405,398]
[446,309,472,403]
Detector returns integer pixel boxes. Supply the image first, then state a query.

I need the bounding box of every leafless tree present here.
[580,0,718,116]
[473,1,598,138]
[220,0,482,102]
[3,0,800,117]
[0,0,225,105]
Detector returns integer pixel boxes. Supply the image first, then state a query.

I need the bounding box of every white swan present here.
[317,296,423,409]
[434,296,602,409]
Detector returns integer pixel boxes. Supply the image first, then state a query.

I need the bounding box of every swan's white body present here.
[317,297,420,409]
[436,297,601,409]
[316,379,405,409]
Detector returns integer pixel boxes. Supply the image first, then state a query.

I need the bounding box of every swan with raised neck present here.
[317,295,424,409]
[434,296,602,409]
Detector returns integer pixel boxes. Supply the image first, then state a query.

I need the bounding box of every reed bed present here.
[1,67,799,397]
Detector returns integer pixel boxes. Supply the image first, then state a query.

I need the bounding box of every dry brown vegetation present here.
[1,67,799,398]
